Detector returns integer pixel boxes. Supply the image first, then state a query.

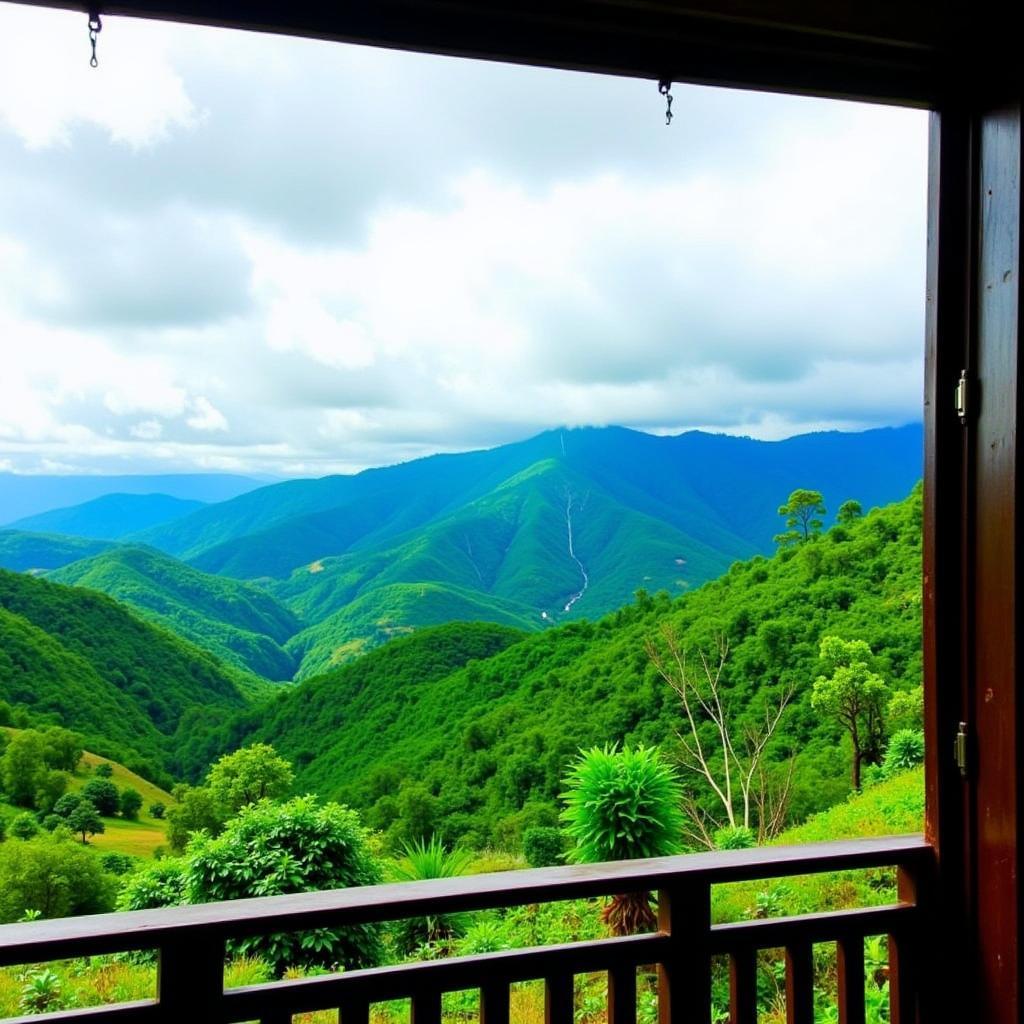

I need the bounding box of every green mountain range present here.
[1,425,924,683]
[49,546,300,680]
[181,485,922,846]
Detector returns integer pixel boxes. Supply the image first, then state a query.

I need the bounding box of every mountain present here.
[49,546,300,680]
[184,486,923,845]
[0,530,115,572]
[10,493,205,540]
[139,425,922,581]
[0,473,264,526]
[0,569,256,776]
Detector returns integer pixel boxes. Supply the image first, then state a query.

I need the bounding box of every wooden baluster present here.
[729,948,758,1024]
[480,980,510,1024]
[658,882,711,1024]
[412,989,442,1024]
[545,973,574,1024]
[158,933,225,1024]
[342,1002,369,1024]
[607,964,636,1024]
[889,865,919,1024]
[837,936,866,1024]
[785,944,814,1024]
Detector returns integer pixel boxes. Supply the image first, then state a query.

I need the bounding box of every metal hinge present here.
[954,721,969,778]
[955,370,969,423]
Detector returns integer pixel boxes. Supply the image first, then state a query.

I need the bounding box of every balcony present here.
[0,834,930,1024]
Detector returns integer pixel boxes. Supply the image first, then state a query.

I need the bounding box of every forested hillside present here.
[0,531,114,572]
[187,485,922,847]
[50,547,300,680]
[0,569,258,778]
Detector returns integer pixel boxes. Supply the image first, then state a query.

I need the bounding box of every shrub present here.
[20,968,64,1015]
[388,835,474,953]
[95,763,114,778]
[882,730,925,779]
[10,813,39,840]
[714,826,756,850]
[0,816,6,842]
[118,860,188,912]
[560,744,683,935]
[0,831,115,921]
[149,802,166,820]
[101,852,136,876]
[523,826,566,867]
[81,779,120,816]
[120,788,143,820]
[185,797,384,973]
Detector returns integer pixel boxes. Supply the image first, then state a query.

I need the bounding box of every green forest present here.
[0,431,925,1023]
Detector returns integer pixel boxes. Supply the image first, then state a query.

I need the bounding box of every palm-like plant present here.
[389,836,475,954]
[560,744,684,935]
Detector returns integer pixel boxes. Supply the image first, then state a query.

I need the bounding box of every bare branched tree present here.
[646,626,794,848]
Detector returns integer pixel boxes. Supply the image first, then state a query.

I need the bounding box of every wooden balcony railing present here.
[0,835,932,1024]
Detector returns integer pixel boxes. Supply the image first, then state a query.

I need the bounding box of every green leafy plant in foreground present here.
[560,744,683,934]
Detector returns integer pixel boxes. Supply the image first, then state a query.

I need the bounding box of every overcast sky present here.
[0,5,928,478]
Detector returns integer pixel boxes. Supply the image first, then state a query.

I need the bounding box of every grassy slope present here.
[0,569,256,772]
[50,546,300,680]
[191,487,922,846]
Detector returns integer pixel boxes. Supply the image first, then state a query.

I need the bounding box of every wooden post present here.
[657,883,710,1024]
[158,934,225,1023]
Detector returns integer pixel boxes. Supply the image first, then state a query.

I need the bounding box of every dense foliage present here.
[188,486,921,848]
[0,569,256,776]
[50,546,299,680]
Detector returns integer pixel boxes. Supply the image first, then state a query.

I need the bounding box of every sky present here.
[0,4,928,478]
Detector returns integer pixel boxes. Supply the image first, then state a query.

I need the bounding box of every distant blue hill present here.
[10,493,205,540]
[0,473,264,526]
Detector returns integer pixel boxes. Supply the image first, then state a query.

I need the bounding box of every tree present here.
[836,499,863,524]
[184,796,383,973]
[81,779,120,816]
[205,744,294,814]
[0,700,12,727]
[888,687,924,733]
[523,826,566,868]
[67,803,104,844]
[94,763,114,778]
[40,728,83,773]
[33,770,69,815]
[166,785,224,853]
[811,636,890,790]
[560,744,683,935]
[120,788,143,820]
[647,628,794,848]
[774,489,827,546]
[0,831,114,921]
[149,802,166,820]
[53,793,84,819]
[1,731,47,807]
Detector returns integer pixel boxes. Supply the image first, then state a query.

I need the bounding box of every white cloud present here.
[0,6,927,476]
[186,396,229,432]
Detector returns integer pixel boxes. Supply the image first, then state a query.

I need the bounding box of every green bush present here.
[117,860,188,911]
[149,802,166,820]
[101,852,136,876]
[560,744,683,935]
[95,763,114,778]
[185,797,384,973]
[882,730,925,779]
[9,813,39,840]
[120,788,143,820]
[0,831,115,921]
[523,826,566,867]
[714,826,756,850]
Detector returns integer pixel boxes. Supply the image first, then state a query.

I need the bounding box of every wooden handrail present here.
[0,834,933,1024]
[0,834,930,965]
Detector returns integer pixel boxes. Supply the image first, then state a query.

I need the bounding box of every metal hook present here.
[658,79,673,126]
[88,8,102,68]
